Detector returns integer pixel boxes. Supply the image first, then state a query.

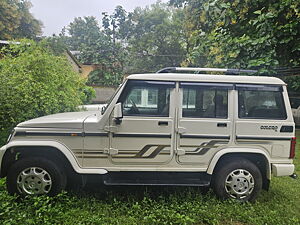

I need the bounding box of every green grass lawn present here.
[0,134,299,225]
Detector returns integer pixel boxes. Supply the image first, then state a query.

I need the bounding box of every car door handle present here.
[217,123,227,127]
[158,121,168,126]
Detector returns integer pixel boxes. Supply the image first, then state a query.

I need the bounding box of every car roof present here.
[127,73,286,85]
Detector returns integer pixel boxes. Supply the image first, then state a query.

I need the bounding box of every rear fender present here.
[207,148,271,179]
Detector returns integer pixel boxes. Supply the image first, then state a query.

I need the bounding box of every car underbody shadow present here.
[67,176,211,201]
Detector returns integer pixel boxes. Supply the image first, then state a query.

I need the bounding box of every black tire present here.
[6,157,66,196]
[212,158,262,202]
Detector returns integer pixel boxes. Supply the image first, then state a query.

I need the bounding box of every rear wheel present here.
[7,157,66,196]
[212,158,262,202]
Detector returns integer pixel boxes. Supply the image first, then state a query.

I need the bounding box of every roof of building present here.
[0,40,21,45]
[127,73,286,85]
[65,49,81,68]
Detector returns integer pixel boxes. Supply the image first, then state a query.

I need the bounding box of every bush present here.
[80,86,96,104]
[0,40,90,145]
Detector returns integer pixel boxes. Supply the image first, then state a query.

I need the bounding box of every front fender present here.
[207,147,271,179]
[0,140,107,175]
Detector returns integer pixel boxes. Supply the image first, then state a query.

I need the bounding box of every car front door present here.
[109,80,176,165]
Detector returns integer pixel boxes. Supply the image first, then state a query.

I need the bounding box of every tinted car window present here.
[238,90,286,119]
[290,97,300,109]
[182,87,228,118]
[120,81,172,117]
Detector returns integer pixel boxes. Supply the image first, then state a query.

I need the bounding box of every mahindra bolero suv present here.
[0,67,296,201]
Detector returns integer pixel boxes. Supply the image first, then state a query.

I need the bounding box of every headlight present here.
[7,129,15,143]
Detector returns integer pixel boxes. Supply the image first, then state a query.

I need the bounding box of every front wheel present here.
[7,157,66,196]
[212,158,262,202]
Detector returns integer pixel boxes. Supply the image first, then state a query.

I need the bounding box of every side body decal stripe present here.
[15,131,109,137]
[112,133,171,138]
[180,134,230,139]
[236,136,292,141]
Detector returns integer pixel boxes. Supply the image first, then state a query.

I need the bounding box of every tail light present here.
[290,137,296,159]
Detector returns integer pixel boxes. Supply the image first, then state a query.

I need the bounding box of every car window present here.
[290,98,300,109]
[119,81,173,117]
[182,87,228,118]
[238,90,286,119]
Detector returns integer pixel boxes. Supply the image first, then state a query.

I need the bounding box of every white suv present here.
[0,67,296,201]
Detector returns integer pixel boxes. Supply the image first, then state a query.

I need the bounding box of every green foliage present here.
[125,3,187,73]
[0,136,299,224]
[80,86,96,104]
[169,0,300,91]
[66,16,102,55]
[41,36,69,56]
[102,5,132,43]
[0,0,42,40]
[177,0,300,73]
[87,69,123,87]
[0,40,88,144]
[168,0,187,8]
[62,3,187,82]
[58,1,299,89]
[62,16,125,86]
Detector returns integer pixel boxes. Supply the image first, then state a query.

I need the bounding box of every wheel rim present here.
[225,169,255,199]
[17,167,52,195]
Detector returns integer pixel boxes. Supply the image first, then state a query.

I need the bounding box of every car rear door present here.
[235,84,294,158]
[176,82,234,166]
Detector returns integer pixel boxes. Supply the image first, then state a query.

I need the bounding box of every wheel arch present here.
[207,148,271,190]
[1,140,107,178]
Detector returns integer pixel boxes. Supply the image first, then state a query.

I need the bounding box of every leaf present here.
[253,10,262,15]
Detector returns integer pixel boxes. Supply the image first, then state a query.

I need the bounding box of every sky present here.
[29,0,169,36]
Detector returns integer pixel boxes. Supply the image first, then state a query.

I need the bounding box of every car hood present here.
[17,111,99,129]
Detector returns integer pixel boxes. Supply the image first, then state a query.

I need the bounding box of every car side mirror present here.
[113,103,123,124]
[101,105,107,115]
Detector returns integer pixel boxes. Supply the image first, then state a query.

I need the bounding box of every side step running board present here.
[103,172,211,187]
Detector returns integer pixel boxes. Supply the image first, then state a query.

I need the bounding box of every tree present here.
[170,0,300,74]
[63,16,126,86]
[0,0,42,40]
[67,3,188,75]
[62,4,186,82]
[125,2,187,73]
[102,5,133,45]
[0,40,90,144]
[66,16,102,53]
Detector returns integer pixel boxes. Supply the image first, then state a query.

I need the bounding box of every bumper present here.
[272,163,295,176]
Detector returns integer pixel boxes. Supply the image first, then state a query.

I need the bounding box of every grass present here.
[0,134,299,225]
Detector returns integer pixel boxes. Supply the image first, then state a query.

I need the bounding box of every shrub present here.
[0,40,90,144]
